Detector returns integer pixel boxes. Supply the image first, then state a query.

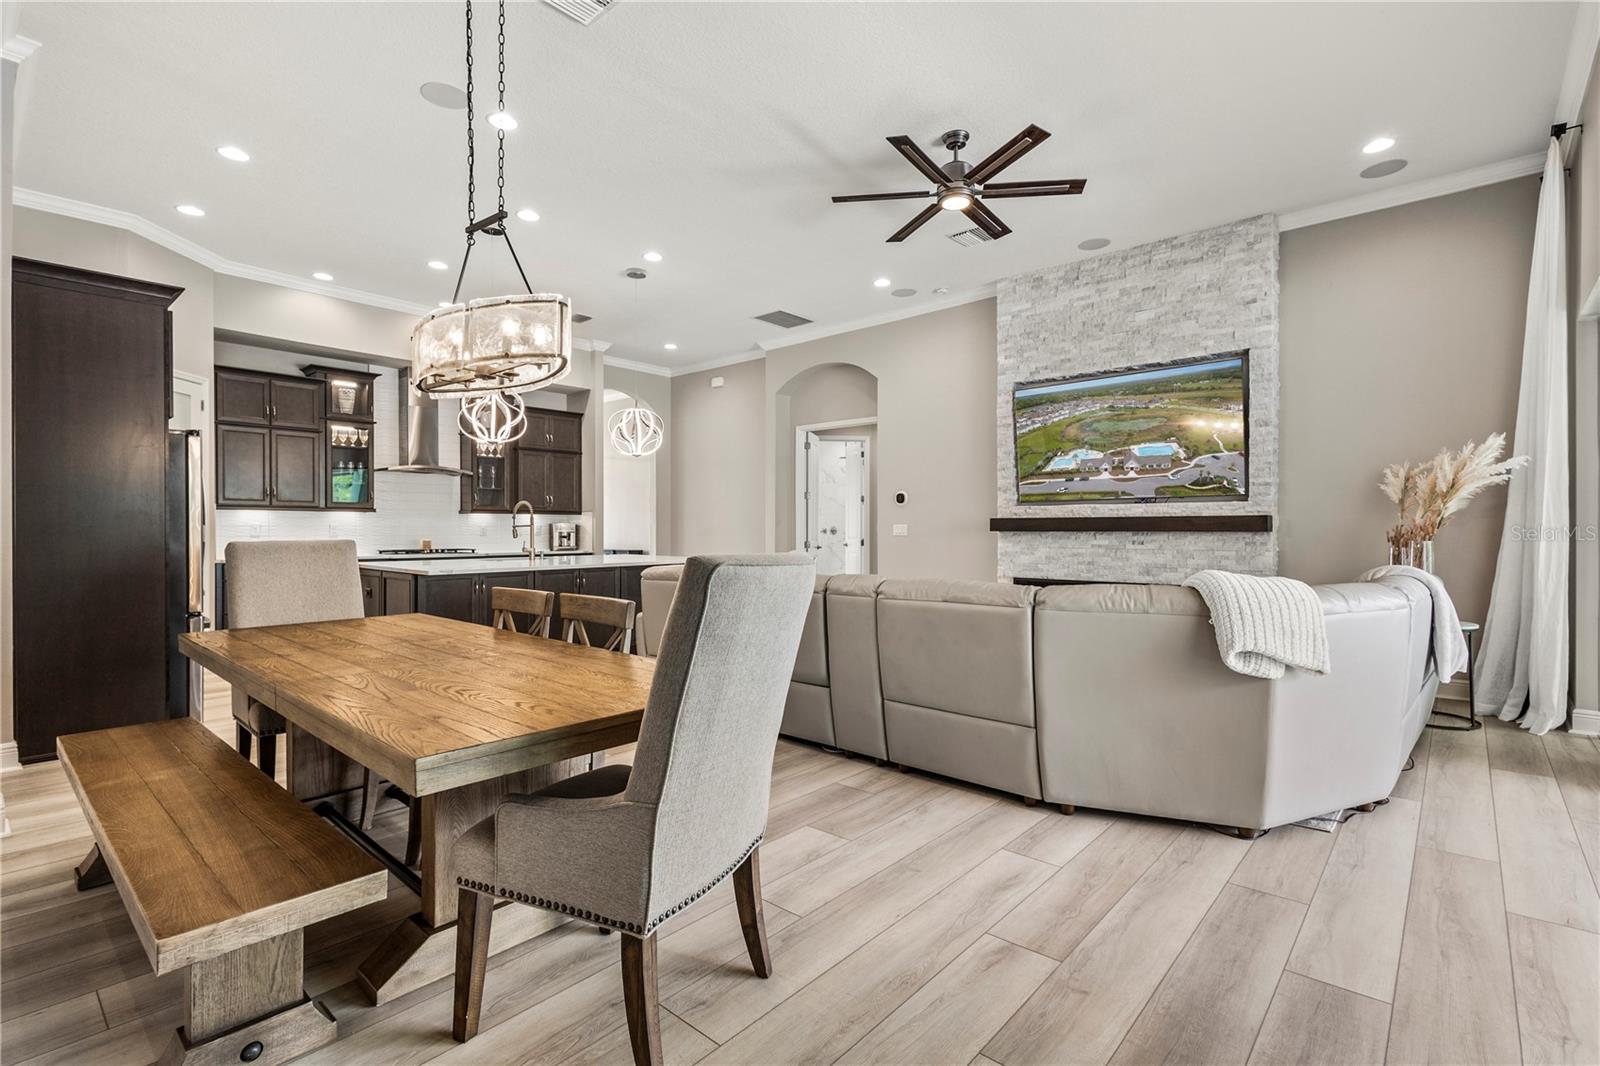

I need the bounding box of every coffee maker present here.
[548,522,579,553]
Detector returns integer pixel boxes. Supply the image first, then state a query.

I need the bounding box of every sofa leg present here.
[1059,804,1076,816]
[1236,827,1264,840]
[1355,802,1377,813]
[895,763,910,773]
[1375,797,1391,806]
[1022,796,1039,807]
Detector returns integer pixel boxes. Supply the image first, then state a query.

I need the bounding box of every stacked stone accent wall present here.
[995,214,1279,582]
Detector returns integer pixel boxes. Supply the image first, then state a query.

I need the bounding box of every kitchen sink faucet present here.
[511,500,536,563]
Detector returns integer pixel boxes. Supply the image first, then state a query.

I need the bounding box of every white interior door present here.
[805,434,868,576]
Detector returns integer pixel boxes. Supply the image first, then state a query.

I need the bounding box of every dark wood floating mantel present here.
[990,515,1274,534]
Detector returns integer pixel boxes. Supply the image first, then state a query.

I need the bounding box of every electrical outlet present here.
[249,523,264,538]
[478,525,488,537]
[892,524,908,537]
[328,523,339,537]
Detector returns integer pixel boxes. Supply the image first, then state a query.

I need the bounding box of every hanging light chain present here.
[464,0,475,228]
[496,0,507,217]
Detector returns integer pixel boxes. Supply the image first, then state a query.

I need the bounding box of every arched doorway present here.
[774,363,878,574]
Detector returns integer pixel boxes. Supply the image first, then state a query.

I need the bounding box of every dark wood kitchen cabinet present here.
[215,367,330,509]
[516,449,582,514]
[461,407,584,515]
[12,258,184,761]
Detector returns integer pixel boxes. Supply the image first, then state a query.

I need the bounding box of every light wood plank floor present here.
[2,684,1596,1066]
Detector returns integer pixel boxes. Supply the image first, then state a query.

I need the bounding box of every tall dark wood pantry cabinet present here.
[11,259,184,761]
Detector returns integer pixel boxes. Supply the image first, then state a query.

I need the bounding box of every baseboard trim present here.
[1571,707,1600,737]
[0,741,19,774]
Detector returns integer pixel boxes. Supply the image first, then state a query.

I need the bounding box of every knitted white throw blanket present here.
[1358,564,1469,683]
[1182,570,1331,680]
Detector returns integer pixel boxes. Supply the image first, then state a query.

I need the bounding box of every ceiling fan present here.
[831,125,1085,243]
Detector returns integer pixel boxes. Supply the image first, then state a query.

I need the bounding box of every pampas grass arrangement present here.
[1379,433,1528,567]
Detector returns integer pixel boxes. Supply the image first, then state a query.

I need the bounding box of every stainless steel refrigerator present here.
[166,429,207,718]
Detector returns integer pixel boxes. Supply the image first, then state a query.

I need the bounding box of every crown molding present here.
[1,36,42,63]
[1275,153,1546,231]
[756,283,997,353]
[603,355,672,377]
[13,187,434,315]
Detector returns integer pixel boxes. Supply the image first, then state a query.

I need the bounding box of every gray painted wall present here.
[670,358,769,554]
[764,300,999,580]
[1279,176,1537,629]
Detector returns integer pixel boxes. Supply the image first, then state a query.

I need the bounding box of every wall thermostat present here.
[894,491,908,505]
[710,376,725,389]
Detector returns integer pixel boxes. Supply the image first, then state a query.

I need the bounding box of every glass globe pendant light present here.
[607,400,664,458]
[412,0,570,445]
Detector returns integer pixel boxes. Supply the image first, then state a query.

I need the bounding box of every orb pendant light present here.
[411,0,572,432]
[459,390,529,457]
[608,401,665,458]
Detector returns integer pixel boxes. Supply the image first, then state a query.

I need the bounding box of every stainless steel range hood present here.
[378,371,471,475]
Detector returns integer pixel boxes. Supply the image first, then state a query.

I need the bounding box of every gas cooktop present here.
[374,547,478,556]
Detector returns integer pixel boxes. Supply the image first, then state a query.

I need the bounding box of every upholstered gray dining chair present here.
[450,554,817,1065]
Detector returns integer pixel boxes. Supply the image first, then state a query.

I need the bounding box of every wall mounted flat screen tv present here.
[1013,351,1249,504]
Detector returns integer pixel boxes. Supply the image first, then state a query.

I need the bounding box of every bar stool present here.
[558,592,638,654]
[490,586,556,637]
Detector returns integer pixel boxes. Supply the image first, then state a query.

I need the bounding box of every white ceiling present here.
[11,1,1581,370]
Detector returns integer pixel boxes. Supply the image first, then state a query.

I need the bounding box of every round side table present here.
[1427,621,1481,731]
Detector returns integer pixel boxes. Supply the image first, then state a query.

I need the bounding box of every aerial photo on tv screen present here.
[1013,352,1247,503]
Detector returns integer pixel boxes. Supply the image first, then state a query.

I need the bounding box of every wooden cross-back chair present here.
[559,592,637,654]
[491,586,556,638]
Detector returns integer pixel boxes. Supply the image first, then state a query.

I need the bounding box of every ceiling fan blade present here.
[887,135,950,185]
[980,179,1086,198]
[831,191,935,203]
[887,203,942,243]
[967,124,1051,185]
[966,198,1012,240]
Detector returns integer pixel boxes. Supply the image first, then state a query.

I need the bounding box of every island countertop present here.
[356,553,685,577]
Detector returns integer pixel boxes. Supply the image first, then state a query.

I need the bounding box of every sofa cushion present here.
[876,580,1036,727]
[792,588,829,686]
[826,575,887,758]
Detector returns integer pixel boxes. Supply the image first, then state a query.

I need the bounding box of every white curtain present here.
[1476,140,1569,735]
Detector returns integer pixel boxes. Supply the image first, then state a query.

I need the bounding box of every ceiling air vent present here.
[572,312,593,324]
[754,310,813,329]
[544,0,614,25]
[947,227,994,247]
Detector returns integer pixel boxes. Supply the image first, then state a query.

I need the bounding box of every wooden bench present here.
[58,718,387,1066]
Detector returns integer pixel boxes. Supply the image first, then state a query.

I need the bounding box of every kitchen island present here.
[355,553,683,631]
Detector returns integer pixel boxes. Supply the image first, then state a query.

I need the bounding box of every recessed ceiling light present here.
[217,145,250,162]
[1362,136,1396,155]
[1360,159,1408,179]
[642,251,663,263]
[438,301,453,308]
[487,110,518,131]
[516,208,540,222]
[176,204,205,217]
[419,81,467,110]
[312,271,334,281]
[663,343,678,350]
[873,277,891,288]
[427,260,450,270]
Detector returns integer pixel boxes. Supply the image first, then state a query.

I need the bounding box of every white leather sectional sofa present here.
[639,566,1438,835]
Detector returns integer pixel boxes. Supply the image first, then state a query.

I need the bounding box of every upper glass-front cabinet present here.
[302,365,378,511]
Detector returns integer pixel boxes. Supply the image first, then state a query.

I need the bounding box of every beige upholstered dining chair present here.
[490,586,555,637]
[559,591,638,653]
[450,554,816,1065]
[224,540,366,778]
[225,540,414,856]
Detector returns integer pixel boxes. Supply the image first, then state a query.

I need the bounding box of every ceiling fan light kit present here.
[832,124,1087,242]
[412,0,572,442]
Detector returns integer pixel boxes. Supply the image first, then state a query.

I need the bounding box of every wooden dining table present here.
[179,612,655,1003]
